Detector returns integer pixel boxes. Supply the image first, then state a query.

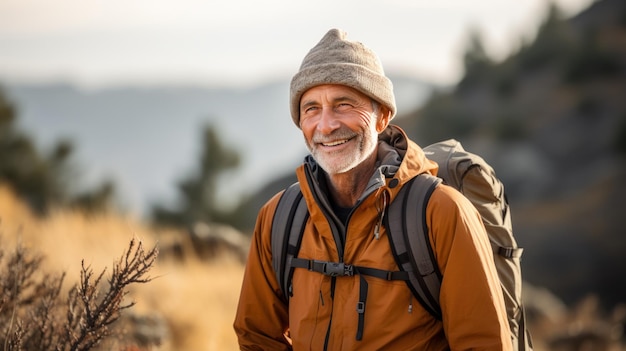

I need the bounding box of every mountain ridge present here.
[4,73,432,215]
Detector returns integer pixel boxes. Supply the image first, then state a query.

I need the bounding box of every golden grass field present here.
[0,185,245,351]
[4,183,625,351]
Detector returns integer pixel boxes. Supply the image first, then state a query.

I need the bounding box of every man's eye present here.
[336,103,352,110]
[303,106,318,113]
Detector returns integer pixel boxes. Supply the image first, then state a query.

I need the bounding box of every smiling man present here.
[300,84,389,208]
[234,28,512,351]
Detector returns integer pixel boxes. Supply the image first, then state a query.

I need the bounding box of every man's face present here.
[299,84,387,175]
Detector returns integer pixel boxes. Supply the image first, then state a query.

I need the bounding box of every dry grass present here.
[3,184,626,350]
[0,185,244,351]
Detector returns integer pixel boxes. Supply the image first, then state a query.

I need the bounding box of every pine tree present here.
[151,123,241,228]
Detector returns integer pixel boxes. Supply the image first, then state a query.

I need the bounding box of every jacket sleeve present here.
[427,185,512,351]
[233,192,292,350]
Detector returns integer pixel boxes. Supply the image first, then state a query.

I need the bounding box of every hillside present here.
[394,0,626,309]
[0,184,246,350]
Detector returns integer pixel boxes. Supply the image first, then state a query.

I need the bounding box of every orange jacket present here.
[234,125,512,351]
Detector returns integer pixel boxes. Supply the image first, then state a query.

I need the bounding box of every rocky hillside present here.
[395,0,626,309]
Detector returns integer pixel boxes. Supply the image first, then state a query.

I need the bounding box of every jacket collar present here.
[299,124,437,200]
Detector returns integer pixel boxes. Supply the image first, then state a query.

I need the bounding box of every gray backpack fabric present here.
[271,139,532,350]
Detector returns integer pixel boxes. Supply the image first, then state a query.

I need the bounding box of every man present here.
[234,28,512,351]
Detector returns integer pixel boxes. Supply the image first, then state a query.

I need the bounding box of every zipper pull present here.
[408,296,413,314]
[373,190,389,240]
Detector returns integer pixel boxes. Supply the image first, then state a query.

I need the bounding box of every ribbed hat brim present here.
[290,63,396,126]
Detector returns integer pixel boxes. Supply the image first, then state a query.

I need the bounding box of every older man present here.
[234,28,511,351]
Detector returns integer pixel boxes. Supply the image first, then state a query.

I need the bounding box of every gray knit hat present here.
[290,28,396,127]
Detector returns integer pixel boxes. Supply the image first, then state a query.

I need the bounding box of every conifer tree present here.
[0,87,115,214]
[151,123,241,227]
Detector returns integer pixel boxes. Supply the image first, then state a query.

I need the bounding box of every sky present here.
[0,0,597,89]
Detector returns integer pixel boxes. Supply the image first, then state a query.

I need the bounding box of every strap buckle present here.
[321,261,353,277]
[498,246,523,259]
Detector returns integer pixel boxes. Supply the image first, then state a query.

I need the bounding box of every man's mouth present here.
[321,138,351,147]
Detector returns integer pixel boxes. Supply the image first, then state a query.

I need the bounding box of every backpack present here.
[271,139,532,350]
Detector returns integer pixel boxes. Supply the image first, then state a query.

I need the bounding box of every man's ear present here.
[376,106,392,133]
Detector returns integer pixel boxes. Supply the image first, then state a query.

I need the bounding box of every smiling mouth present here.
[321,138,351,147]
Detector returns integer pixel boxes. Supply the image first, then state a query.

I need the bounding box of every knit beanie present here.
[290,28,397,127]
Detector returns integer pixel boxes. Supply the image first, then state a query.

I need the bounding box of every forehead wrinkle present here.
[333,95,360,104]
[302,94,361,106]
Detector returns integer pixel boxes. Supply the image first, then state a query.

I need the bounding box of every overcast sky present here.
[0,0,595,88]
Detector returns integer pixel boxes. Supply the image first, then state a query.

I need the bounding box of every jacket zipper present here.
[304,167,344,351]
[304,165,389,349]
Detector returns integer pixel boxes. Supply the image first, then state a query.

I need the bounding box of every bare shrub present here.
[0,236,158,351]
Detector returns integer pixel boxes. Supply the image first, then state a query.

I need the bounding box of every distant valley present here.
[4,74,432,216]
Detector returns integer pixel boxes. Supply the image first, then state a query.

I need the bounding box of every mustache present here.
[311,128,358,144]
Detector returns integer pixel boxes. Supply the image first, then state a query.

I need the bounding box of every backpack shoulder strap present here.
[385,173,443,319]
[271,182,309,301]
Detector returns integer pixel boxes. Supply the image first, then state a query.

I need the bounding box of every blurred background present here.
[1,0,625,350]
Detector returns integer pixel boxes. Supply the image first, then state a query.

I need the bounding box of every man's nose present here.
[317,108,340,134]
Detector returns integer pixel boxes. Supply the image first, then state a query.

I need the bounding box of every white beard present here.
[306,123,378,175]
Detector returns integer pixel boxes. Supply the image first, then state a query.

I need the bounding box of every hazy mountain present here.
[4,74,432,215]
